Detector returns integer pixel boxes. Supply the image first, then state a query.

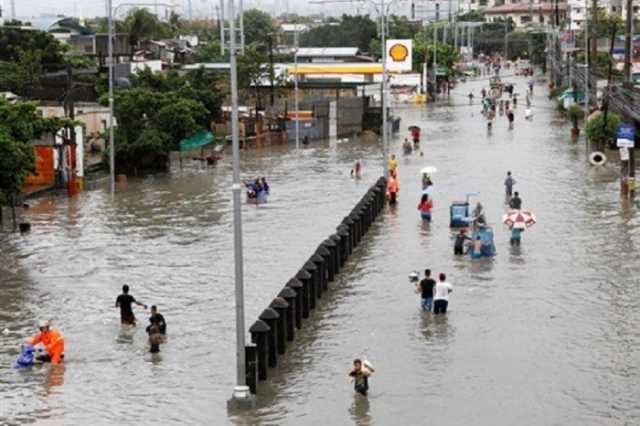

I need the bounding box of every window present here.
[634,6,639,12]
[521,15,532,24]
[612,6,617,12]
[575,8,581,13]
[539,15,545,23]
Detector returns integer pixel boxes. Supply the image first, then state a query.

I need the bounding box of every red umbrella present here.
[502,210,536,229]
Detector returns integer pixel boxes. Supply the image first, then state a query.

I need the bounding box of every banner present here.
[386,39,413,72]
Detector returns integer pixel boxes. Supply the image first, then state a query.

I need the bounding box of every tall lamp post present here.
[107,1,173,196]
[294,23,300,149]
[220,0,254,409]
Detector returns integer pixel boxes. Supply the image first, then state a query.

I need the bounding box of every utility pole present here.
[219,0,225,54]
[624,0,635,197]
[591,0,598,66]
[222,0,254,410]
[294,23,300,149]
[268,34,275,108]
[504,21,509,59]
[433,24,438,99]
[584,0,590,130]
[381,0,389,179]
[108,0,115,196]
[10,0,15,19]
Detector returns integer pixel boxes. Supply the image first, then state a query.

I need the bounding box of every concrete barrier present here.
[246,176,388,395]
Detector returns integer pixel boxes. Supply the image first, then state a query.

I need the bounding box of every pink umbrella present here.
[502,210,537,229]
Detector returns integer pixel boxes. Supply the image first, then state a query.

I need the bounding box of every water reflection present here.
[1,74,639,425]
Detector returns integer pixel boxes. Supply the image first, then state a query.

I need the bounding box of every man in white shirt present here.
[433,273,453,315]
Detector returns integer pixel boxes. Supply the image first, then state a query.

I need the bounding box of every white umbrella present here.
[420,166,437,175]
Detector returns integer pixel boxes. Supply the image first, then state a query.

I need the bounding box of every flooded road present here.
[1,75,639,425]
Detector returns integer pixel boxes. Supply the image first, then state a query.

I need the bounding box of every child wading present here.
[349,359,374,396]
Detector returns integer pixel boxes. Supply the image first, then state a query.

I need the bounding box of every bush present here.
[586,111,621,149]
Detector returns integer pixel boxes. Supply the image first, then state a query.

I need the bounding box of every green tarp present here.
[179,131,214,152]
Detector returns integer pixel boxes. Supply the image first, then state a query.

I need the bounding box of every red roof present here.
[483,2,567,14]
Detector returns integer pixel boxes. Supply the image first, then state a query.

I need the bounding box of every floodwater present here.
[1,75,639,425]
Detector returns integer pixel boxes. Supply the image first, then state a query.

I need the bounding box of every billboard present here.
[386,39,413,72]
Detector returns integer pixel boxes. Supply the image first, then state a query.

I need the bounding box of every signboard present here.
[616,123,636,148]
[620,147,630,161]
[386,39,413,72]
[179,131,214,151]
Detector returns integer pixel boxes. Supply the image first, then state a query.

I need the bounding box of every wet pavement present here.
[1,74,639,425]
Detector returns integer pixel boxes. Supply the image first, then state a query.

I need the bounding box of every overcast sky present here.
[1,0,412,20]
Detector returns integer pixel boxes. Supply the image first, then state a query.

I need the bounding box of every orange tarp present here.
[24,146,55,186]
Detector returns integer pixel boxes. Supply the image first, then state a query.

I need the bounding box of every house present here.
[483,1,568,28]
[297,47,374,63]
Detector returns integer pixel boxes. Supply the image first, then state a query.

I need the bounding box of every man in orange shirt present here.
[30,321,65,364]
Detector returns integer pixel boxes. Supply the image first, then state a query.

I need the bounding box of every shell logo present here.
[389,43,409,62]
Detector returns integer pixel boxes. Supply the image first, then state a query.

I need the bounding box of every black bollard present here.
[249,319,270,381]
[296,269,312,318]
[303,261,319,309]
[317,244,332,287]
[285,278,303,328]
[328,235,341,276]
[245,344,258,394]
[341,217,355,255]
[370,186,382,214]
[270,297,289,355]
[310,253,326,296]
[278,287,297,341]
[349,212,362,245]
[336,225,350,265]
[322,239,337,280]
[259,308,280,368]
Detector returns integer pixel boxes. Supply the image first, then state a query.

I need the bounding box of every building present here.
[567,0,624,30]
[296,47,374,63]
[0,16,94,42]
[483,1,568,28]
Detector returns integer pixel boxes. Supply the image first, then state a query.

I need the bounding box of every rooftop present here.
[484,2,567,13]
[297,47,360,57]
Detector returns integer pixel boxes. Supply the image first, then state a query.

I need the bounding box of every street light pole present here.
[294,24,300,149]
[584,0,589,124]
[108,0,115,196]
[107,2,174,197]
[224,0,253,409]
[381,0,389,179]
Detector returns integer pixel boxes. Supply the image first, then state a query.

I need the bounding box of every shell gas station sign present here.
[386,39,412,72]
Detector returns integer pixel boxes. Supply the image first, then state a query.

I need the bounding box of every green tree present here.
[457,11,484,22]
[0,98,74,226]
[300,15,377,52]
[125,8,160,50]
[243,9,275,46]
[586,111,621,150]
[0,27,65,71]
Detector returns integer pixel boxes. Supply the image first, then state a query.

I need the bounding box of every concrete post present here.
[285,278,303,328]
[295,269,312,318]
[317,244,332,286]
[258,308,279,368]
[249,319,270,381]
[336,226,350,264]
[303,260,319,308]
[325,237,339,279]
[269,297,289,355]
[245,344,257,394]
[329,234,342,279]
[278,286,297,340]
[310,253,326,296]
